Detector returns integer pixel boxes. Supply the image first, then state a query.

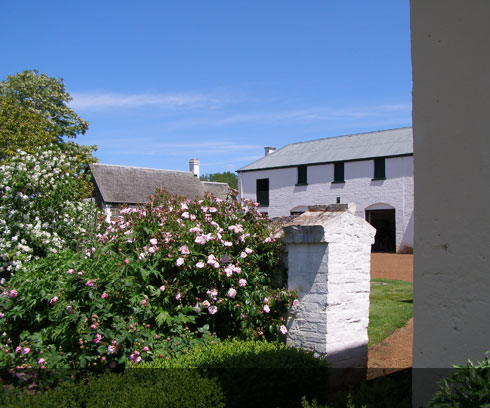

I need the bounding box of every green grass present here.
[368,278,413,347]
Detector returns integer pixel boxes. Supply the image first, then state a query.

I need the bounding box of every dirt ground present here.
[367,253,413,377]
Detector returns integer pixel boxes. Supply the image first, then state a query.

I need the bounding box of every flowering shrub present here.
[0,190,296,373]
[0,145,100,277]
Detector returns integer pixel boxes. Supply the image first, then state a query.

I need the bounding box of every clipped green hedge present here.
[1,369,225,408]
[139,339,330,408]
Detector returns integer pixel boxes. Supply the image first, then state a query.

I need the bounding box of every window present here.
[333,162,344,183]
[296,165,307,185]
[256,178,269,207]
[373,158,386,180]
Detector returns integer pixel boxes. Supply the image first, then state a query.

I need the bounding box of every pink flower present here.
[209,207,217,213]
[175,292,181,300]
[196,261,205,269]
[37,358,46,365]
[15,346,21,354]
[49,296,58,305]
[263,305,270,313]
[93,334,102,344]
[86,280,95,287]
[239,279,247,287]
[181,203,189,210]
[9,290,17,298]
[90,324,97,330]
[101,292,108,299]
[264,237,272,243]
[107,345,116,354]
[224,265,233,277]
[207,288,218,299]
[0,312,4,318]
[124,258,130,265]
[208,306,218,315]
[23,348,30,355]
[240,251,247,258]
[141,299,147,306]
[245,247,253,255]
[202,300,210,308]
[159,285,165,292]
[77,271,84,276]
[142,346,149,352]
[176,257,185,267]
[179,245,190,255]
[223,241,233,247]
[293,299,300,307]
[66,305,74,314]
[67,269,74,274]
[280,325,288,335]
[101,356,106,362]
[227,288,237,298]
[149,238,158,246]
[181,211,189,219]
[193,304,201,313]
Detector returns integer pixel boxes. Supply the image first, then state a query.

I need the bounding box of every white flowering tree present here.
[0,146,101,277]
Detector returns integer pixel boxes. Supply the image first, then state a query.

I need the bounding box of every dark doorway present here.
[365,209,396,252]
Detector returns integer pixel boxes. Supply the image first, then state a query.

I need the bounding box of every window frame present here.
[296,165,308,186]
[256,178,269,207]
[373,158,386,180]
[333,162,345,183]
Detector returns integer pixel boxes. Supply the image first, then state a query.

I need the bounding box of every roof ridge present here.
[90,163,192,174]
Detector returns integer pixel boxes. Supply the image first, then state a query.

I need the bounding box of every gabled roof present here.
[237,127,413,172]
[90,163,229,204]
[202,181,232,199]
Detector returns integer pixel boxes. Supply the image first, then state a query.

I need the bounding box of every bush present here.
[429,352,490,408]
[0,145,100,278]
[0,190,296,374]
[1,369,225,408]
[140,339,330,408]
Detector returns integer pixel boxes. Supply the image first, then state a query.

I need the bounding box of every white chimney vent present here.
[189,159,200,177]
[264,146,276,156]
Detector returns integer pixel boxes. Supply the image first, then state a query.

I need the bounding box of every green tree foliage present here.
[200,171,238,189]
[0,96,56,162]
[0,69,89,141]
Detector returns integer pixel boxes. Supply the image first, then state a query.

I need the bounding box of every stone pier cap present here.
[283,204,375,244]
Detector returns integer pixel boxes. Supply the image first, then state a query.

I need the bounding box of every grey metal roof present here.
[90,163,207,204]
[237,127,413,172]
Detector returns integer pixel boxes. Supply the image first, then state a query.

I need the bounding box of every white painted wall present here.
[411,1,490,406]
[239,156,413,251]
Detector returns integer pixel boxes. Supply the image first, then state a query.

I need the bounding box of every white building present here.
[237,127,413,253]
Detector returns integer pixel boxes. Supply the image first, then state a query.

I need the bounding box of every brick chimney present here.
[189,159,199,177]
[264,146,276,156]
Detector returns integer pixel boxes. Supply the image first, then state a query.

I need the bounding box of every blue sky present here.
[1,1,412,175]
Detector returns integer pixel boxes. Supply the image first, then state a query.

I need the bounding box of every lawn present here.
[368,278,413,347]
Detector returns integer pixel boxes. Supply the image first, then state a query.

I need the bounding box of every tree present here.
[200,171,238,189]
[0,69,89,141]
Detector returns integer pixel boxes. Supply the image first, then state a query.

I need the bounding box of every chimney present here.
[264,146,276,156]
[189,159,199,178]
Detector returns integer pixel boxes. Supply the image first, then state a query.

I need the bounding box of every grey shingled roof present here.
[237,127,413,172]
[90,163,206,204]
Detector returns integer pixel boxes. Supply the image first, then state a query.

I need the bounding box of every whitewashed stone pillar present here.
[284,204,375,370]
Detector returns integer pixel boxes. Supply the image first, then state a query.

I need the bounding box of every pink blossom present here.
[181,203,189,210]
[159,285,165,292]
[15,346,21,354]
[239,279,247,287]
[149,238,158,246]
[124,258,130,265]
[181,212,189,219]
[196,261,205,269]
[263,305,270,313]
[66,305,74,314]
[23,348,30,355]
[223,241,233,247]
[264,237,272,243]
[49,296,58,305]
[245,247,253,255]
[280,325,288,335]
[9,290,17,298]
[107,345,116,354]
[101,292,108,299]
[37,358,46,365]
[176,257,185,267]
[209,207,217,213]
[90,324,97,330]
[293,299,300,307]
[179,245,190,255]
[224,265,233,277]
[240,251,247,258]
[141,299,147,306]
[67,269,74,274]
[208,305,218,315]
[227,288,237,298]
[142,346,149,352]
[86,280,95,287]
[0,312,4,318]
[77,271,84,276]
[207,288,218,299]
[233,266,242,274]
[264,297,270,304]
[202,300,210,308]
[175,292,181,300]
[193,304,201,313]
[93,334,102,344]
[101,356,106,362]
